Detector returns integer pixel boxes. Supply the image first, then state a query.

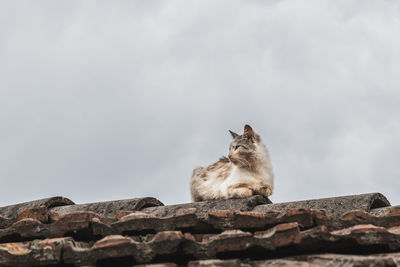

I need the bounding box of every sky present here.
[1,1,399,207]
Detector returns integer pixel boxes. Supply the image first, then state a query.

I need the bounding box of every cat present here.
[190,125,274,202]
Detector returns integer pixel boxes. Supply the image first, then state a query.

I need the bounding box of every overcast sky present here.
[1,1,399,207]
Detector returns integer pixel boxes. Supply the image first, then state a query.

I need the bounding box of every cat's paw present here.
[256,185,272,197]
[226,186,254,199]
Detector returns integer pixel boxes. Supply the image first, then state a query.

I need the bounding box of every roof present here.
[0,193,399,266]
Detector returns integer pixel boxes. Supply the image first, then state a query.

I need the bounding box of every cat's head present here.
[227,125,263,169]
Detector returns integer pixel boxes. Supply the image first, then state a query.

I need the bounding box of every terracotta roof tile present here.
[141,195,271,219]
[49,197,163,218]
[0,193,398,266]
[253,192,390,217]
[0,196,74,218]
[0,196,74,229]
[63,230,184,265]
[0,237,75,266]
[188,253,400,266]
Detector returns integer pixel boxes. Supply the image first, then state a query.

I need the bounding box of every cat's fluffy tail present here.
[191,166,205,202]
[192,166,205,178]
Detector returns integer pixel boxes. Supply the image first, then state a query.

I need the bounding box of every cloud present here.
[0,1,399,206]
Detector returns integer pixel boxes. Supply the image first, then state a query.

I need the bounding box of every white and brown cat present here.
[190,125,274,202]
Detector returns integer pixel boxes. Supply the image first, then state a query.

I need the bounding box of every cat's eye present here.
[234,145,248,150]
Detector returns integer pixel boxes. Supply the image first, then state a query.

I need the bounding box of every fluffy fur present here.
[190,125,274,202]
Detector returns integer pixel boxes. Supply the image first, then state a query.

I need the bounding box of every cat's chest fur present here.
[219,166,259,196]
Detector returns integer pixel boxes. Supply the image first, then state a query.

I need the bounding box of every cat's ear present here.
[243,124,255,139]
[229,130,239,138]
